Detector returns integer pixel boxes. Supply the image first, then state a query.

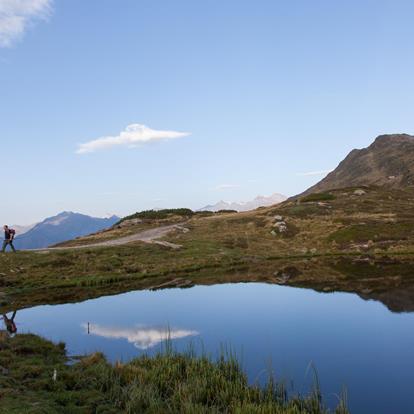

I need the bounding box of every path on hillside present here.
[35,224,187,252]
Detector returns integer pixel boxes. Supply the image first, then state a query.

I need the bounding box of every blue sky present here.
[1,0,414,224]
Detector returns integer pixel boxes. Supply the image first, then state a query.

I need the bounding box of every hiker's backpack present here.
[9,229,16,236]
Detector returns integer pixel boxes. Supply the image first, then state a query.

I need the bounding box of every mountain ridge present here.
[301,133,414,196]
[199,193,287,212]
[14,211,119,249]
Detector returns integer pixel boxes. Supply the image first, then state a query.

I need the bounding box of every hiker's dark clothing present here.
[2,240,15,252]
[2,229,16,252]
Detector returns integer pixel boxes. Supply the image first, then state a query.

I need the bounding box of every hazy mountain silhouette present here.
[14,212,119,249]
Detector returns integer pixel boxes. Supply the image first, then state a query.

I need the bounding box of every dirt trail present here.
[34,224,186,252]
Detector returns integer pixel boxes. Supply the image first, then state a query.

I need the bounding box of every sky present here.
[1,0,414,224]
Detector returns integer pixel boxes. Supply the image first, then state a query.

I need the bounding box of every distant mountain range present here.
[11,223,37,236]
[301,133,414,196]
[13,212,119,250]
[199,193,287,212]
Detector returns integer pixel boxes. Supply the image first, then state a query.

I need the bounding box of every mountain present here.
[199,193,287,212]
[302,133,414,195]
[11,223,37,236]
[14,212,119,250]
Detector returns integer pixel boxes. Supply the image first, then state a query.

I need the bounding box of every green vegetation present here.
[0,334,348,414]
[328,221,414,245]
[300,193,336,203]
[119,208,195,223]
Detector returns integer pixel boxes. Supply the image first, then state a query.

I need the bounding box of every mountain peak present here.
[14,212,119,250]
[301,133,414,195]
[199,193,287,212]
[372,133,414,146]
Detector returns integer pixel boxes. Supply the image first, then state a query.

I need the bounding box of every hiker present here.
[2,225,16,252]
[2,311,17,335]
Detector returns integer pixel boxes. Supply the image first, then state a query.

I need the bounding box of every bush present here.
[119,208,194,223]
[301,193,336,203]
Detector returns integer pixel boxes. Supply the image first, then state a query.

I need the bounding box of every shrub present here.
[301,193,336,203]
[119,208,194,223]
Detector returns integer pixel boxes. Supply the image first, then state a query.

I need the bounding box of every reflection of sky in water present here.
[13,283,414,414]
[81,323,198,349]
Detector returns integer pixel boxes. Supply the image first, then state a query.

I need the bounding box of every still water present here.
[6,283,414,413]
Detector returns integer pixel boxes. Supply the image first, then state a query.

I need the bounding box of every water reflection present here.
[1,310,17,336]
[82,323,198,350]
[358,285,414,313]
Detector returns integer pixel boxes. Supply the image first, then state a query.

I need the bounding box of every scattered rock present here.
[354,189,366,196]
[310,248,317,254]
[273,215,283,221]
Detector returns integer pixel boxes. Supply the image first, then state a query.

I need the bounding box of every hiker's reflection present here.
[2,311,17,336]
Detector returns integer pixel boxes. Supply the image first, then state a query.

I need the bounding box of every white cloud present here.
[82,323,198,350]
[214,184,241,190]
[296,169,332,177]
[0,0,52,47]
[77,123,191,154]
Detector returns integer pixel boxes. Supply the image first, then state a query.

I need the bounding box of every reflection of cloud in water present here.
[81,323,198,350]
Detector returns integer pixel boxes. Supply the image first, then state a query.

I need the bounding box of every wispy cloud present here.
[296,169,332,177]
[214,184,241,190]
[0,0,52,47]
[82,323,198,350]
[77,123,191,154]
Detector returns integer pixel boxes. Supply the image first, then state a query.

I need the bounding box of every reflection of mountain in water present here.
[359,285,414,313]
[82,323,198,349]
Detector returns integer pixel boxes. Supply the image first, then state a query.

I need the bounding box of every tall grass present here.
[0,334,349,413]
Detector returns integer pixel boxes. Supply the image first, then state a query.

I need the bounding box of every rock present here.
[149,278,194,291]
[270,230,277,236]
[352,257,371,264]
[354,189,366,196]
[274,266,302,284]
[152,241,182,250]
[118,218,143,228]
[174,225,190,234]
[273,221,288,233]
[310,248,317,254]
[273,215,283,221]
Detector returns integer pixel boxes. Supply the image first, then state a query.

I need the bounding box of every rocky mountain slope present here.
[14,212,119,249]
[302,134,414,195]
[199,193,287,212]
